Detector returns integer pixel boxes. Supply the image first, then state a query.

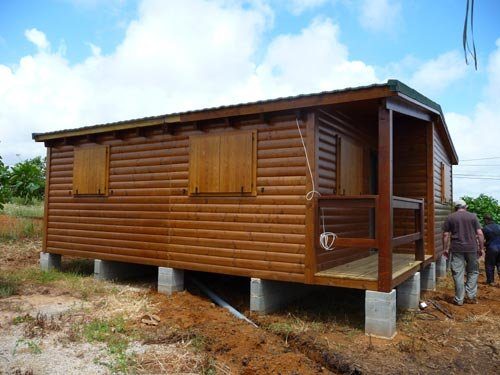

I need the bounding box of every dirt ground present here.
[1,238,499,374]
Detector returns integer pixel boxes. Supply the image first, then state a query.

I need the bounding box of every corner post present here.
[377,105,393,292]
[426,121,436,259]
[304,111,318,283]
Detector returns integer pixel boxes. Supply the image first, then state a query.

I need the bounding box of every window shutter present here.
[73,145,109,195]
[220,132,254,193]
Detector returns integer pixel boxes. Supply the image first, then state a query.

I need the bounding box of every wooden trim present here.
[304,111,318,283]
[43,147,51,252]
[335,238,378,248]
[313,275,378,290]
[377,105,393,292]
[391,262,422,288]
[426,121,436,258]
[34,86,394,142]
[392,196,423,210]
[392,233,421,247]
[386,97,431,121]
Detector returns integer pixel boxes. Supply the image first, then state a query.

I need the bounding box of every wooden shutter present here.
[337,136,364,195]
[220,132,254,193]
[73,145,109,195]
[189,135,220,194]
[441,162,451,203]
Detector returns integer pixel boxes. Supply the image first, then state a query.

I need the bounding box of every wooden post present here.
[43,147,51,252]
[377,105,393,292]
[304,111,318,283]
[426,121,436,259]
[415,201,425,261]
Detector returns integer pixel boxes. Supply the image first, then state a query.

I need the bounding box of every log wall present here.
[433,126,453,257]
[45,115,310,282]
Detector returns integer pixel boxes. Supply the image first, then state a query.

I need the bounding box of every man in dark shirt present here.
[482,214,500,285]
[443,199,484,305]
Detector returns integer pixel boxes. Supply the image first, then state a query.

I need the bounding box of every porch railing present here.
[315,195,425,267]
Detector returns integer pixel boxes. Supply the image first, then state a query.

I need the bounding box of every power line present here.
[460,157,500,162]
[455,177,500,180]
[455,174,500,178]
[455,164,500,167]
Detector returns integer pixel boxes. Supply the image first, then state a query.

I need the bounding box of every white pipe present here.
[190,277,258,328]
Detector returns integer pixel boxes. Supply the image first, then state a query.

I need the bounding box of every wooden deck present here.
[314,253,433,290]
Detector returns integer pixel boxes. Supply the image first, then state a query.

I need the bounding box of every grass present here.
[0,276,18,298]
[2,201,44,218]
[80,316,136,373]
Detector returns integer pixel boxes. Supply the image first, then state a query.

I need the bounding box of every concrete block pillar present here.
[436,255,447,278]
[250,278,308,314]
[40,252,61,271]
[421,262,436,291]
[365,289,397,339]
[94,259,153,281]
[157,267,184,295]
[397,272,421,310]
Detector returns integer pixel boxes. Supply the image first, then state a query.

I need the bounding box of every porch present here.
[313,195,430,291]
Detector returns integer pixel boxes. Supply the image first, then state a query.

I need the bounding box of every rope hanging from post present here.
[295,117,337,251]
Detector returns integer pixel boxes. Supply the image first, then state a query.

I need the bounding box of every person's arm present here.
[443,231,451,258]
[477,228,485,256]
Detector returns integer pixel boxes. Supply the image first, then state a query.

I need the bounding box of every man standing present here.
[482,214,500,285]
[442,199,484,305]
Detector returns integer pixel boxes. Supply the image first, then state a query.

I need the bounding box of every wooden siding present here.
[433,126,453,257]
[315,109,376,271]
[45,115,309,282]
[393,117,428,253]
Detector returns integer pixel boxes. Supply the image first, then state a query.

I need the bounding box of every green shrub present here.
[462,194,500,225]
[8,156,46,204]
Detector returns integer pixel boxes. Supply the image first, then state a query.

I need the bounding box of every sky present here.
[0,0,499,199]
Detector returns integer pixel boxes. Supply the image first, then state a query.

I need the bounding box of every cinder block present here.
[158,267,184,295]
[436,256,447,278]
[421,262,436,291]
[250,278,309,313]
[94,259,154,281]
[397,272,421,310]
[365,289,397,339]
[40,252,61,271]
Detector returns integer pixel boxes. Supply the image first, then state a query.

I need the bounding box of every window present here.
[440,162,451,203]
[189,131,256,195]
[73,145,109,196]
[336,136,364,195]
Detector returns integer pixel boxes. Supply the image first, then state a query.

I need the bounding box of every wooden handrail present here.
[392,195,424,210]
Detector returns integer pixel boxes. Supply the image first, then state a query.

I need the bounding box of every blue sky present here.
[1,0,500,199]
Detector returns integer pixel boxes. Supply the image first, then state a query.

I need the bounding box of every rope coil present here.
[295,118,337,251]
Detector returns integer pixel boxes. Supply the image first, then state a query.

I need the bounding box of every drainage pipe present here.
[190,277,258,328]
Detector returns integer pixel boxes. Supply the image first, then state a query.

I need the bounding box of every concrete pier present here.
[250,278,308,313]
[421,262,436,291]
[94,259,153,281]
[436,255,447,278]
[365,289,397,339]
[157,267,184,295]
[40,252,61,271]
[397,272,421,310]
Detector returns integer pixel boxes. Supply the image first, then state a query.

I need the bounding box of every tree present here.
[0,156,10,210]
[461,194,500,225]
[8,156,46,204]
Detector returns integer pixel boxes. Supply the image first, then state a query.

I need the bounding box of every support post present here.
[365,289,397,339]
[158,267,184,295]
[377,105,393,292]
[421,262,436,291]
[436,255,447,278]
[396,272,421,310]
[40,252,61,271]
[250,278,309,314]
[415,201,425,261]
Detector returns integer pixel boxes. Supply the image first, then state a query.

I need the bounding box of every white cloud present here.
[446,39,500,200]
[358,0,401,32]
[24,28,50,50]
[0,0,380,166]
[289,0,329,15]
[409,51,467,94]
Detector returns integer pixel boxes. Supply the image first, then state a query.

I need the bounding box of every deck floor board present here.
[315,253,432,282]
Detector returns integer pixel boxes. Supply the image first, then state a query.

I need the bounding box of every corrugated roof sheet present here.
[32,81,396,139]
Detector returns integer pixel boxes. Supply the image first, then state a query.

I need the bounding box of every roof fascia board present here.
[33,86,394,142]
[385,97,431,121]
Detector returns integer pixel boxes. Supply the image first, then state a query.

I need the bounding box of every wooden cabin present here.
[33,80,456,294]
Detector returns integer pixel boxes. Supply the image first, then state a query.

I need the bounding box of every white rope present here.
[295,118,337,251]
